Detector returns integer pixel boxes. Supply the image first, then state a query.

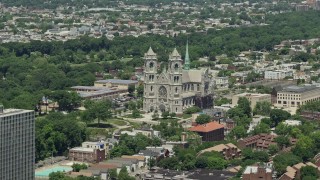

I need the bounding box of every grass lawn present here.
[182,114,192,119]
[107,119,127,126]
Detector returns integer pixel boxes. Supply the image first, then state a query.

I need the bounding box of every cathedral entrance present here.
[159,104,166,113]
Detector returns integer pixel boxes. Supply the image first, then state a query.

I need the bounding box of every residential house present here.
[279,162,320,180]
[197,143,241,160]
[189,121,225,142]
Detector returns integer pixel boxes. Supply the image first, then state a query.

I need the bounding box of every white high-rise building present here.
[0,105,35,180]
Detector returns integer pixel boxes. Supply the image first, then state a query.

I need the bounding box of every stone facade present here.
[143,45,214,114]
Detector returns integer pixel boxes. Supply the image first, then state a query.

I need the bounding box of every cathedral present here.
[143,43,214,114]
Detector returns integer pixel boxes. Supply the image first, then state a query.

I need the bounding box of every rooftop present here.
[189,121,224,133]
[95,79,138,85]
[0,108,34,117]
[281,85,319,93]
[70,147,95,153]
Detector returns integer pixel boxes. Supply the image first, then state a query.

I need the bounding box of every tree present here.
[118,166,135,180]
[229,125,247,139]
[273,152,302,176]
[131,109,141,118]
[152,111,159,120]
[72,163,88,172]
[300,166,319,180]
[195,156,208,168]
[252,123,271,135]
[207,157,227,170]
[50,90,82,112]
[268,144,279,155]
[253,101,271,116]
[270,109,291,127]
[162,111,170,119]
[128,84,135,96]
[49,172,66,180]
[275,135,291,149]
[109,169,117,180]
[136,84,144,97]
[170,112,176,118]
[184,106,201,114]
[237,97,252,117]
[86,100,112,127]
[195,114,211,124]
[293,135,315,161]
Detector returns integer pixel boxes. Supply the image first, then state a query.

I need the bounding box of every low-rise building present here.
[189,121,224,142]
[232,93,271,109]
[238,133,296,150]
[69,147,105,163]
[82,141,109,158]
[197,143,241,160]
[94,79,139,90]
[279,162,320,180]
[264,70,293,80]
[277,85,320,107]
[283,120,302,126]
[215,77,229,89]
[243,163,273,180]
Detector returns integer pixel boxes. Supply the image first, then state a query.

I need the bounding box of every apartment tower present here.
[0,105,35,180]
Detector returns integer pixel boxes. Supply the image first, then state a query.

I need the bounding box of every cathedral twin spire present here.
[146,41,190,70]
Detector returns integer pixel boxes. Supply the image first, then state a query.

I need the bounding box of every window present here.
[174,63,179,71]
[175,87,178,93]
[150,86,153,91]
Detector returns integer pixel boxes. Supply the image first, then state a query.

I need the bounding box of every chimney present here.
[0,104,3,113]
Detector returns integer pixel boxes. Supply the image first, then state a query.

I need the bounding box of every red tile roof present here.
[189,121,224,133]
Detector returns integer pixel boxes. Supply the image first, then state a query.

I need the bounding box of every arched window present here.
[175,87,178,93]
[174,63,179,71]
[150,86,153,91]
[149,62,154,69]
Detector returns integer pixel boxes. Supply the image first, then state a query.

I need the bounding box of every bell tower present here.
[168,48,183,113]
[143,47,158,112]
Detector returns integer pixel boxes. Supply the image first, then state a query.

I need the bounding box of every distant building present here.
[283,120,302,126]
[82,141,109,158]
[279,162,319,180]
[232,93,271,109]
[71,79,138,101]
[277,85,320,107]
[69,147,105,163]
[215,77,229,89]
[143,45,214,114]
[71,86,128,101]
[264,70,293,80]
[295,4,309,11]
[0,105,35,180]
[243,163,273,180]
[189,121,224,142]
[238,133,297,150]
[197,143,241,160]
[94,79,139,90]
[238,133,277,150]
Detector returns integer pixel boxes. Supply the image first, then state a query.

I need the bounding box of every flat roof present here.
[70,147,94,153]
[0,109,34,118]
[95,79,138,84]
[281,85,319,93]
[234,93,270,97]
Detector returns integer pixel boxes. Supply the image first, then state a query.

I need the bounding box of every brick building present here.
[189,121,224,142]
[69,147,105,163]
[197,143,241,160]
[279,162,319,180]
[238,133,297,150]
[242,163,273,180]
